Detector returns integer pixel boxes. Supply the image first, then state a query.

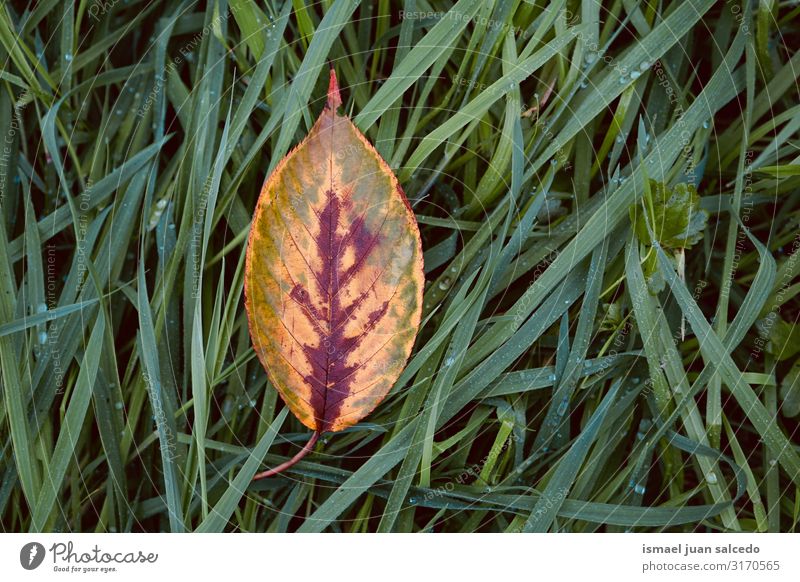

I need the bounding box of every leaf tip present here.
[327,67,342,111]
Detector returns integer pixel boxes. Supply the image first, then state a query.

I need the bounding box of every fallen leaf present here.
[244,69,424,477]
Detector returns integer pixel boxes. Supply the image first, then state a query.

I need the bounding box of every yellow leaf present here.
[244,70,424,477]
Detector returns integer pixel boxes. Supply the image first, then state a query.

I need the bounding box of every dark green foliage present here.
[0,0,798,533]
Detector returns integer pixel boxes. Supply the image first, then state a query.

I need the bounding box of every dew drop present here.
[438,277,452,291]
[633,484,646,495]
[64,53,73,62]
[408,497,417,505]
[36,302,48,314]
[629,70,641,80]
[38,331,48,344]
[639,62,649,71]
[702,120,709,129]
[115,401,124,410]
[705,472,717,484]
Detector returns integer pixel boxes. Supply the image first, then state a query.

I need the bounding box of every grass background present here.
[1,0,799,533]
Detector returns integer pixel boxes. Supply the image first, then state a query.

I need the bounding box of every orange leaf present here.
[244,69,424,477]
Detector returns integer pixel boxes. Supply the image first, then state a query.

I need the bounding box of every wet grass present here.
[1,0,799,532]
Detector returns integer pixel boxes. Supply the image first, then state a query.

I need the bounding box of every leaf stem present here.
[252,431,320,480]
